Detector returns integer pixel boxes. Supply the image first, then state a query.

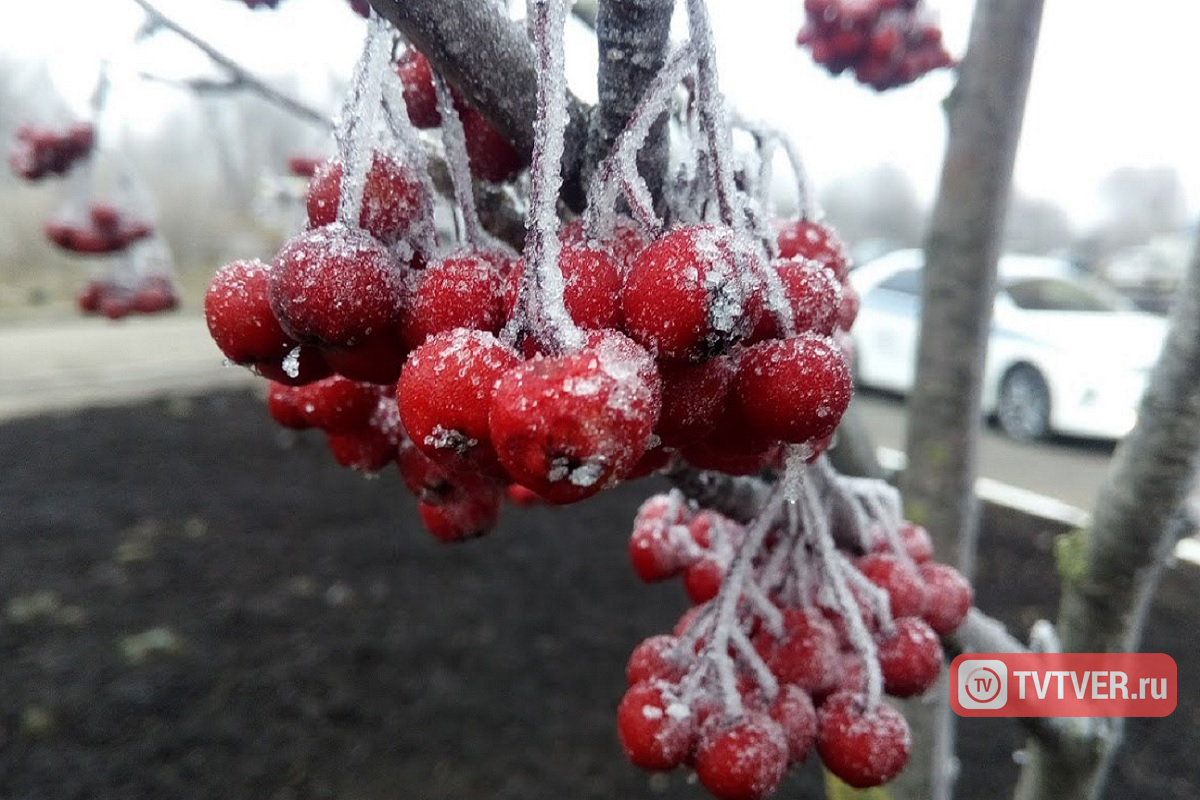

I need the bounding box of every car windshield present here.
[1002,277,1131,312]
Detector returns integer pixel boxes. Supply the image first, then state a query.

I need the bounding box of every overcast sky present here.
[3,0,1197,229]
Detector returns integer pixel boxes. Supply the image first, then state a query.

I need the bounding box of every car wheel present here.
[997,365,1051,441]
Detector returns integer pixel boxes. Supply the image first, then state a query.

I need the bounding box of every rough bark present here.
[583,0,675,200]
[368,0,591,209]
[894,2,1045,799]
[1012,224,1200,800]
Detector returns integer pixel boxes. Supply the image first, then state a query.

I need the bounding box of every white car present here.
[847,249,1168,441]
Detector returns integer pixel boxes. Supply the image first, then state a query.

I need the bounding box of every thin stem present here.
[515,0,582,354]
[684,0,740,230]
[432,72,486,248]
[584,42,699,239]
[802,467,884,709]
[336,15,392,228]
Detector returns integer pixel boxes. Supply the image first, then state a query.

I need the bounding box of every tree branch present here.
[1013,221,1200,800]
[368,0,591,209]
[583,0,676,202]
[948,610,1112,755]
[128,0,331,128]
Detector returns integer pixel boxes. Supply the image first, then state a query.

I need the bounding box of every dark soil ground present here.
[1,388,1196,800]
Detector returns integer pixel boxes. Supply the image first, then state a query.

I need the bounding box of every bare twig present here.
[128,0,331,128]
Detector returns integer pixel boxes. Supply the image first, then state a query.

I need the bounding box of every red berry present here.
[753,607,839,695]
[693,713,789,800]
[629,493,693,583]
[266,382,309,429]
[815,652,867,705]
[769,684,818,764]
[269,223,408,351]
[558,215,649,272]
[683,556,725,605]
[919,562,973,635]
[293,375,383,434]
[395,50,440,128]
[836,281,860,331]
[398,328,520,477]
[876,616,943,698]
[626,634,690,686]
[816,692,911,788]
[751,257,841,340]
[488,333,660,504]
[655,356,734,447]
[306,151,431,246]
[733,333,853,444]
[505,483,543,505]
[775,219,850,281]
[402,249,508,348]
[621,224,760,361]
[898,521,934,562]
[325,428,397,472]
[76,280,104,314]
[682,411,782,476]
[460,105,526,182]
[856,553,928,619]
[617,682,695,771]
[506,243,623,331]
[205,259,295,365]
[417,486,502,543]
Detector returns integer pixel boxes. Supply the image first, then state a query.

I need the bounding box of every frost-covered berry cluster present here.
[8,122,95,181]
[9,76,178,317]
[199,1,976,794]
[622,460,972,795]
[797,0,955,90]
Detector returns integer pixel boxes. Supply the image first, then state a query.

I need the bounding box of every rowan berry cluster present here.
[10,74,178,317]
[796,0,955,90]
[623,480,972,795]
[7,123,95,181]
[201,5,975,797]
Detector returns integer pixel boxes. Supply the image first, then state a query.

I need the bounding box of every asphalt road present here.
[852,388,1115,514]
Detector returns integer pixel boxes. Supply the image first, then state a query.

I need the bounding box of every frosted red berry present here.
[775,219,850,281]
[395,50,440,129]
[753,607,839,695]
[401,249,508,348]
[269,223,408,351]
[622,224,760,361]
[733,332,853,444]
[626,634,690,686]
[417,486,502,543]
[856,552,928,619]
[397,328,520,478]
[876,616,943,698]
[768,684,818,764]
[816,692,911,788]
[488,333,660,504]
[204,259,294,365]
[306,151,430,247]
[616,681,695,771]
[693,713,789,800]
[919,562,973,635]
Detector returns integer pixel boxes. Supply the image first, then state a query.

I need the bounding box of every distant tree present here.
[1004,192,1073,255]
[820,162,925,252]
[1097,165,1188,248]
